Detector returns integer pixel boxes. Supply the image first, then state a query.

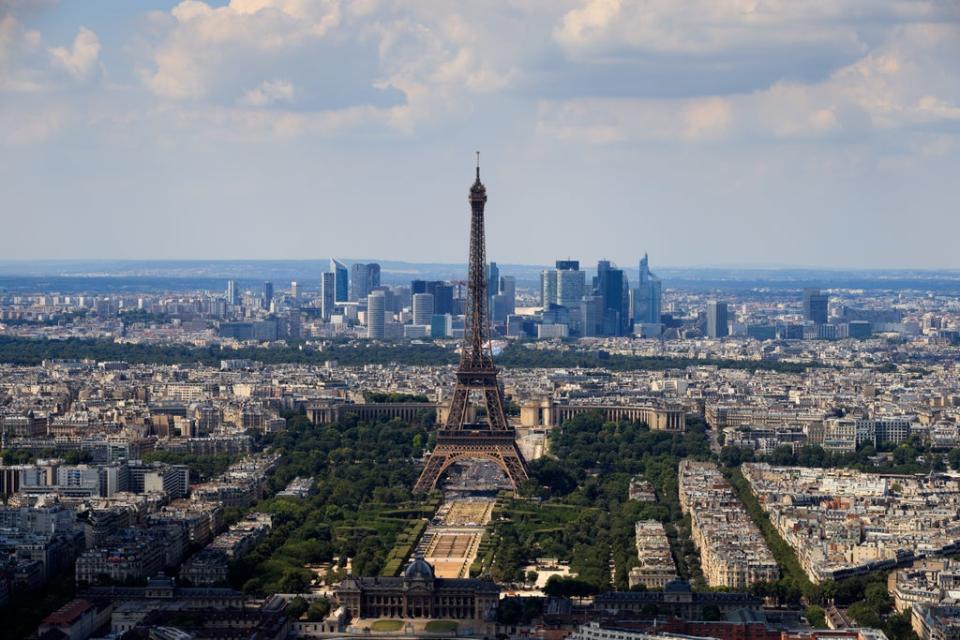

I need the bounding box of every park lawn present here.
[371,619,404,631]
[426,620,459,633]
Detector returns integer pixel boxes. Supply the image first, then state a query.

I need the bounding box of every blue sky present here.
[1,0,959,268]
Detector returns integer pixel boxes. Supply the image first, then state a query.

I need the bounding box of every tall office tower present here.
[412,293,435,325]
[290,281,299,300]
[350,263,381,301]
[633,253,662,324]
[392,285,412,313]
[556,261,585,310]
[225,280,239,306]
[491,294,512,324]
[540,270,558,306]
[371,286,395,316]
[580,295,602,337]
[262,281,274,310]
[430,313,452,338]
[320,272,336,321]
[330,259,349,302]
[366,292,386,339]
[596,260,628,336]
[434,283,454,315]
[707,300,729,338]
[803,288,829,324]
[499,275,516,314]
[412,280,454,315]
[487,262,500,295]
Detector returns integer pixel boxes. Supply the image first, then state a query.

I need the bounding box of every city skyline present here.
[2,2,959,267]
[6,3,960,638]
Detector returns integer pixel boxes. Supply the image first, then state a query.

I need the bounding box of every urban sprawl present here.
[3,252,960,640]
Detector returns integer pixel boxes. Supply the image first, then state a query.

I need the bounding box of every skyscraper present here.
[707,300,729,338]
[290,281,299,300]
[556,261,585,311]
[366,291,386,339]
[540,269,560,307]
[596,260,628,336]
[371,285,394,316]
[487,262,500,295]
[580,295,602,337]
[632,253,662,325]
[262,281,274,310]
[430,314,452,339]
[225,280,239,306]
[350,263,381,301]
[803,288,829,324]
[498,275,516,315]
[330,259,349,303]
[320,272,335,320]
[412,293,435,326]
[491,294,511,324]
[412,280,454,315]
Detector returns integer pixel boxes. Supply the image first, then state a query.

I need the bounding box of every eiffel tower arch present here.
[413,155,529,494]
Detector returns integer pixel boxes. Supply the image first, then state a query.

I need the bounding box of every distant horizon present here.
[1,258,960,274]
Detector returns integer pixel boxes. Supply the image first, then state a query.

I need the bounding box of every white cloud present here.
[538,18,960,144]
[1,14,102,90]
[553,0,949,57]
[49,26,101,80]
[240,78,295,106]
[2,0,958,148]
[133,0,529,138]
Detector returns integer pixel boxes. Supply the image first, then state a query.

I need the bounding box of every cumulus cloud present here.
[538,10,960,144]
[2,0,959,147]
[239,78,295,107]
[133,0,525,137]
[1,13,102,91]
[49,26,100,80]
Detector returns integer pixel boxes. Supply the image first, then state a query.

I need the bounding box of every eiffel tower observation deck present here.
[413,155,529,494]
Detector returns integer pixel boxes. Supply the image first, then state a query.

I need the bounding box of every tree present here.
[864,582,891,612]
[847,602,883,629]
[806,605,827,628]
[526,570,539,587]
[279,569,311,594]
[885,610,914,640]
[306,598,332,621]
[543,576,598,599]
[948,448,960,471]
[286,596,309,620]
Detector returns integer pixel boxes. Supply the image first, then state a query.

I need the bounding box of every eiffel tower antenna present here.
[413,155,529,494]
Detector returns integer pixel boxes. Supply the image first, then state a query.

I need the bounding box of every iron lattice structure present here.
[413,158,529,494]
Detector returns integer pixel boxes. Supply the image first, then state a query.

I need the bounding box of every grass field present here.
[425,620,459,633]
[371,619,404,632]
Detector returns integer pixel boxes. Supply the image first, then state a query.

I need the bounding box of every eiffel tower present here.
[413,155,529,494]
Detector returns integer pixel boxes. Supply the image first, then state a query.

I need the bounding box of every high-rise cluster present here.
[540,255,663,338]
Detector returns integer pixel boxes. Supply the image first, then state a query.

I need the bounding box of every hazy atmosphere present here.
[2,1,959,267]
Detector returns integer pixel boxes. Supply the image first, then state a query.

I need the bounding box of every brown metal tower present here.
[413,155,529,494]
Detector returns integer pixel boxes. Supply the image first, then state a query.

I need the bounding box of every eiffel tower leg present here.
[499,443,529,487]
[414,447,450,494]
[444,385,470,430]
[483,387,509,431]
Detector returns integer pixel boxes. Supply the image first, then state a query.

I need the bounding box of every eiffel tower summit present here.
[413,155,530,494]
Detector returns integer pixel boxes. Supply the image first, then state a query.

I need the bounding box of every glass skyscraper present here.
[330,259,349,303]
[632,253,662,325]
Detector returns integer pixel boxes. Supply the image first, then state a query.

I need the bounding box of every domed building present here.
[335,556,499,624]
